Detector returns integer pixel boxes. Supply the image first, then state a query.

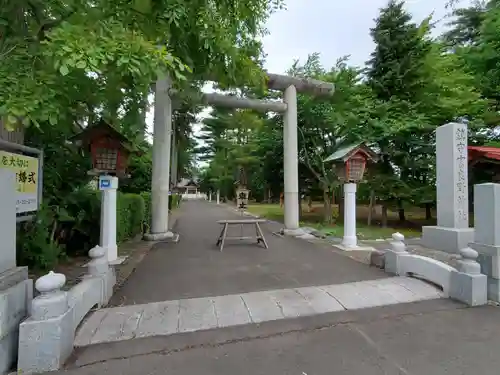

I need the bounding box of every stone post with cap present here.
[18,244,116,374]
[449,246,487,306]
[87,244,115,305]
[384,232,410,275]
[18,271,73,374]
[469,183,500,302]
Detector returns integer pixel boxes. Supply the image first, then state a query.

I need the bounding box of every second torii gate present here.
[144,73,335,241]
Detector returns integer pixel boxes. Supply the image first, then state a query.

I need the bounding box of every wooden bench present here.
[216,219,269,251]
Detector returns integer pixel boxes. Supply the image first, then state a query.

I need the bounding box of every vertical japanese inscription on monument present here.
[455,126,468,226]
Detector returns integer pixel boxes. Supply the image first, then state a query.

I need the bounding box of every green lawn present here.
[246,203,421,240]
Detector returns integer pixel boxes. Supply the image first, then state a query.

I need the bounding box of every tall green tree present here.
[365,0,433,221]
[365,0,484,223]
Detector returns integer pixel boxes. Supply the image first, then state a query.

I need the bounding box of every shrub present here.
[170,193,181,209]
[116,193,145,241]
[17,205,63,271]
[17,187,147,270]
[140,191,151,233]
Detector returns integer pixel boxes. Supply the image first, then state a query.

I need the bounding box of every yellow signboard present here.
[0,150,39,213]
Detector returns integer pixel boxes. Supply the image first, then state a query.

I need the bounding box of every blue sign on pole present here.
[100,179,111,189]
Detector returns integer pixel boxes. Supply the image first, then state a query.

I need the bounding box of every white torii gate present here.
[144,73,334,241]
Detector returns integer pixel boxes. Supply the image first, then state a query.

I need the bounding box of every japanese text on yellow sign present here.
[0,151,38,194]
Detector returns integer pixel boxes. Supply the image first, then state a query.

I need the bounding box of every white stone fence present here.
[378,233,487,307]
[17,245,116,374]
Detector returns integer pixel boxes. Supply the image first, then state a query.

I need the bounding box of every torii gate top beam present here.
[154,71,335,98]
[265,73,334,96]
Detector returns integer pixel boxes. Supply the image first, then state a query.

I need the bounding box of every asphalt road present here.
[61,299,500,375]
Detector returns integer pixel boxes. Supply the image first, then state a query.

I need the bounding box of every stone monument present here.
[0,169,32,374]
[422,122,474,253]
[469,183,500,302]
[235,167,249,210]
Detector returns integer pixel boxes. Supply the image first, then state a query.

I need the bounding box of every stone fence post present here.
[470,183,500,302]
[17,271,73,374]
[87,245,115,305]
[384,232,410,274]
[18,245,116,374]
[449,247,487,306]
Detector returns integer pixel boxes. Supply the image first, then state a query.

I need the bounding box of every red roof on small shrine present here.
[468,146,500,161]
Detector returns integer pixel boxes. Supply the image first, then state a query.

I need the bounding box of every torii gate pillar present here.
[283,85,300,232]
[144,74,175,241]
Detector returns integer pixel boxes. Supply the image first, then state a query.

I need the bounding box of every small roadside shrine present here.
[324,143,378,251]
[175,178,200,196]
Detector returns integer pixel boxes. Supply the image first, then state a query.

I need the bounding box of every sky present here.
[261,0,470,72]
[146,0,472,145]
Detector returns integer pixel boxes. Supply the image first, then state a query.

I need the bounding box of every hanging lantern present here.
[69,119,135,178]
[324,143,378,183]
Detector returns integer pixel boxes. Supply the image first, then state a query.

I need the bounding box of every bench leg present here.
[216,225,225,246]
[255,223,269,249]
[219,223,228,252]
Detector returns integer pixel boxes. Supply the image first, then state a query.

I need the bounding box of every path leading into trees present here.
[59,201,500,375]
[109,200,389,305]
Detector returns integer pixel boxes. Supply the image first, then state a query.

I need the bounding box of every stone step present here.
[74,276,444,347]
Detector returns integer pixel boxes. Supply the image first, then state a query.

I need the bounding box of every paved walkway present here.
[110,200,387,305]
[75,276,443,346]
[56,200,500,375]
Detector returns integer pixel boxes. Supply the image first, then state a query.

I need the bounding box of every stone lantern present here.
[324,143,378,250]
[71,119,136,264]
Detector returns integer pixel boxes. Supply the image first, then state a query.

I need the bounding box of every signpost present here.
[0,139,43,222]
[0,150,39,213]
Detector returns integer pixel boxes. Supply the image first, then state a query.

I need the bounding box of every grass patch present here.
[304,222,421,240]
[246,203,422,240]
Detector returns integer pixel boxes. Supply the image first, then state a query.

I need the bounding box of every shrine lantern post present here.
[324,143,378,250]
[71,119,134,263]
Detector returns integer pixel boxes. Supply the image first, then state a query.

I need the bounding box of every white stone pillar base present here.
[99,176,118,263]
[144,231,175,241]
[341,183,357,249]
[284,191,299,230]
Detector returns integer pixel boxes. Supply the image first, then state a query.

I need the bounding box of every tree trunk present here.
[367,190,375,226]
[170,134,178,186]
[307,196,313,213]
[425,203,432,220]
[337,185,344,223]
[323,188,332,223]
[381,204,388,228]
[298,192,303,220]
[397,199,405,222]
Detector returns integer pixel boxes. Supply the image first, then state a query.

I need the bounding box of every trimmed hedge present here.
[18,188,186,270]
[140,191,151,233]
[117,193,145,241]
